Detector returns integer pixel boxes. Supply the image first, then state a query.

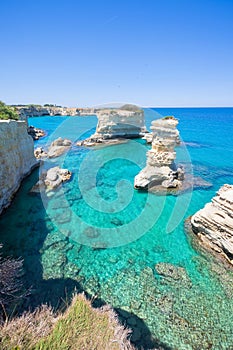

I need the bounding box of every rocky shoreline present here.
[16,105,98,118]
[0,120,38,215]
[189,184,233,266]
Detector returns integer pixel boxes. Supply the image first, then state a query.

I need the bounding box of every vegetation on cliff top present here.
[0,294,134,350]
[0,246,133,350]
[120,104,142,112]
[163,115,176,120]
[0,101,18,120]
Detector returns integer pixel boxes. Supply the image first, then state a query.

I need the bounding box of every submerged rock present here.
[134,117,184,192]
[190,184,233,265]
[155,262,192,287]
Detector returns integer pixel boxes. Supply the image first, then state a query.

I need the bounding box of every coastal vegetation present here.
[120,104,142,112]
[0,294,134,350]
[0,245,24,322]
[0,101,18,120]
[163,115,176,120]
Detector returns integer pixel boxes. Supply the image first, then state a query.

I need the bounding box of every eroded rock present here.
[134,117,183,192]
[0,120,38,214]
[79,105,147,146]
[190,184,233,264]
[47,137,72,158]
[30,166,71,193]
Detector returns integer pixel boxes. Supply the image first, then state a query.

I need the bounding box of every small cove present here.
[1,108,233,349]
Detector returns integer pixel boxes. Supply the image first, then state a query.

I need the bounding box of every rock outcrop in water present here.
[0,120,37,214]
[78,105,147,146]
[134,117,183,192]
[27,125,46,140]
[31,166,72,193]
[190,184,233,264]
[34,138,72,159]
[47,138,72,158]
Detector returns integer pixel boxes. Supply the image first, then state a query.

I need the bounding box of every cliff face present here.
[134,117,183,191]
[191,184,233,264]
[0,120,37,214]
[88,108,146,142]
[16,106,97,117]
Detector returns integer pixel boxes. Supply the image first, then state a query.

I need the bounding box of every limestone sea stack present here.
[134,117,183,191]
[190,184,233,264]
[78,105,147,146]
[0,120,38,214]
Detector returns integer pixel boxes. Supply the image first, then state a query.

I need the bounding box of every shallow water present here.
[1,109,233,349]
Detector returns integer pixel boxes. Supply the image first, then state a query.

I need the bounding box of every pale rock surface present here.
[31,166,71,193]
[94,109,146,139]
[191,184,233,264]
[0,120,37,214]
[17,106,98,118]
[79,107,147,146]
[34,138,72,159]
[47,137,72,158]
[134,117,183,191]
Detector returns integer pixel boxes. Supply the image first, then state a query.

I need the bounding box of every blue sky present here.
[0,0,233,107]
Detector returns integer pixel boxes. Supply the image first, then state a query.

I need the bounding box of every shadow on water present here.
[0,168,165,350]
[93,300,172,350]
[0,168,83,312]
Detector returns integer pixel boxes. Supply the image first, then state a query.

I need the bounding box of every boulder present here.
[47,137,72,158]
[31,166,72,193]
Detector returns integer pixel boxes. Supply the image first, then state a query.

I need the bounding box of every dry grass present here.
[0,305,57,350]
[0,294,135,350]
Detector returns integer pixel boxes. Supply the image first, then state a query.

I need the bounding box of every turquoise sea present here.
[1,108,233,349]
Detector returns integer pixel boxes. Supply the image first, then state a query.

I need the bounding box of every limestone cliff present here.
[16,106,97,117]
[0,120,37,214]
[190,184,233,264]
[134,117,183,191]
[79,107,146,146]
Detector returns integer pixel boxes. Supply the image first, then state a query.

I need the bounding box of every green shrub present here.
[163,116,175,120]
[0,101,19,120]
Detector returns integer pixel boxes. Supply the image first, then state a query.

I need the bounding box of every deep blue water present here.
[1,108,233,349]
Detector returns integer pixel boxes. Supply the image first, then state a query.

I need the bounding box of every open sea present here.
[1,108,233,349]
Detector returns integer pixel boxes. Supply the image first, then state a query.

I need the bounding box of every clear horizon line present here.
[142,105,233,108]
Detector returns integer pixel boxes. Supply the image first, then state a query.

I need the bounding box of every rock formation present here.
[31,166,72,193]
[16,105,97,118]
[190,184,233,264]
[47,137,72,158]
[134,117,183,191]
[34,138,72,159]
[28,125,46,140]
[0,120,38,214]
[79,105,147,146]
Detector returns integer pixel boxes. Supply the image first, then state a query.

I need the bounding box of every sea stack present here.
[78,104,147,146]
[134,117,183,192]
[190,184,233,264]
